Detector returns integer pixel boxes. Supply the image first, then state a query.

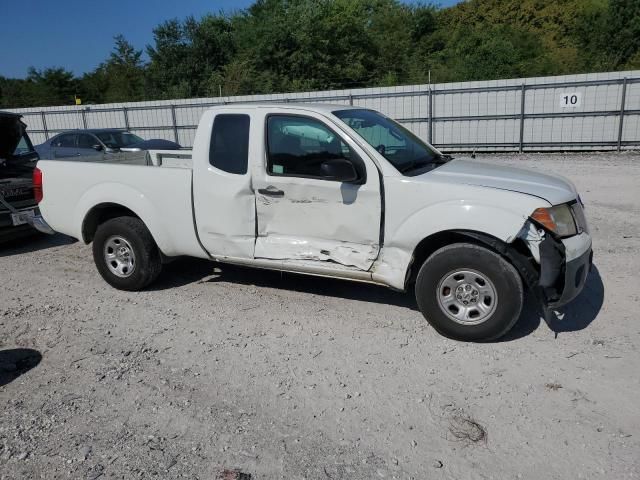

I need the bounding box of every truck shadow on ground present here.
[155,257,419,311]
[0,349,42,388]
[502,265,604,341]
[153,258,604,342]
[0,233,76,258]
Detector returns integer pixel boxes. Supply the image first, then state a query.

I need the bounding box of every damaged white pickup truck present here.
[33,104,592,341]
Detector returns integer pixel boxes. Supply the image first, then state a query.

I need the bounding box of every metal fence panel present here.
[11,70,640,152]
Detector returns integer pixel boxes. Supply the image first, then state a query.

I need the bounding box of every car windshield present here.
[95,131,144,148]
[333,109,448,175]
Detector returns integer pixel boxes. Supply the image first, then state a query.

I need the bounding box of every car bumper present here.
[26,214,55,235]
[540,232,592,308]
[0,201,55,236]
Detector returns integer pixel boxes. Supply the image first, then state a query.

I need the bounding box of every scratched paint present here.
[255,235,379,270]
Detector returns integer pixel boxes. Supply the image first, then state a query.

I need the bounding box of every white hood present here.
[428,159,577,205]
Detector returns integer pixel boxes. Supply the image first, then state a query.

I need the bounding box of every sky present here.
[0,0,462,79]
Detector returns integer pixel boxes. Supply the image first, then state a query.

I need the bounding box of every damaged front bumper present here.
[538,232,592,308]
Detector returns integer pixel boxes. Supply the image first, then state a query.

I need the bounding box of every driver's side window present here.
[266,115,355,179]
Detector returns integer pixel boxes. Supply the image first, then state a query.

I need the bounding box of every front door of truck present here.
[193,112,256,259]
[253,113,382,271]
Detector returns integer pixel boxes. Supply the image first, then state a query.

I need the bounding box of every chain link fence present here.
[11,70,640,152]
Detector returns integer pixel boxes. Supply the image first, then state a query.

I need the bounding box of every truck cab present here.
[33,104,593,341]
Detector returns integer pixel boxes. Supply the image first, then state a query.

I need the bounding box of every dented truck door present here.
[193,112,256,259]
[253,112,382,271]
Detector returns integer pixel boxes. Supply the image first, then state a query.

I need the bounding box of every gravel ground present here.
[1,152,639,480]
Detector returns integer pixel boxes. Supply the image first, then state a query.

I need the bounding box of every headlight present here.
[570,201,589,234]
[531,204,577,238]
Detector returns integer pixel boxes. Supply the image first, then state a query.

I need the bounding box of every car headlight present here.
[570,201,589,234]
[531,204,578,238]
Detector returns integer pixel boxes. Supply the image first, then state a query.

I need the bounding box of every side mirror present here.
[92,144,103,151]
[320,158,359,183]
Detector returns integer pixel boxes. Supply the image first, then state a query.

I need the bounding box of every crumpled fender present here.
[372,196,546,290]
[391,199,542,246]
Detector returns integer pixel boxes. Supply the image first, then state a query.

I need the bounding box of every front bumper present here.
[547,246,592,308]
[540,232,592,308]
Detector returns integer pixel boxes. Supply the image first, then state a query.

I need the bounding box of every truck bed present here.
[37,149,207,259]
[66,150,193,169]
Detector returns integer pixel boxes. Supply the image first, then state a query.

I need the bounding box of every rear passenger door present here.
[51,133,78,158]
[193,112,256,259]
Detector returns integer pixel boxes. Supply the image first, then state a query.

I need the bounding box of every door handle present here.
[258,186,285,197]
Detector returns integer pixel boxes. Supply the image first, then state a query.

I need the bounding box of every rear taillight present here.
[33,167,43,204]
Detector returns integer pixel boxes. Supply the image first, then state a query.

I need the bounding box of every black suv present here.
[0,112,40,242]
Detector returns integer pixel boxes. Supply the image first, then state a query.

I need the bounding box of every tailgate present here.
[0,177,36,212]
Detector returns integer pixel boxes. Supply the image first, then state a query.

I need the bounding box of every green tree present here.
[104,35,146,102]
[422,24,553,82]
[25,67,78,106]
[146,14,234,99]
[233,0,414,92]
[575,0,640,70]
[2,0,638,108]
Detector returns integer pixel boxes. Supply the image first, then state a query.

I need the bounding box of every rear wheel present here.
[92,216,162,291]
[415,243,523,341]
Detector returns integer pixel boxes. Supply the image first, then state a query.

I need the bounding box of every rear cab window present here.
[209,114,250,175]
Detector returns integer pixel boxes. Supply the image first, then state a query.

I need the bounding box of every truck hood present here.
[427,158,577,205]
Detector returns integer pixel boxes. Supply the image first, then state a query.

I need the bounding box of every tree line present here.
[1,0,638,108]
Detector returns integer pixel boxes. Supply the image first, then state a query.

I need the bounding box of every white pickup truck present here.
[32,104,592,341]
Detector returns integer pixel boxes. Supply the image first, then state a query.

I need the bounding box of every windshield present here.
[333,109,448,175]
[95,131,144,148]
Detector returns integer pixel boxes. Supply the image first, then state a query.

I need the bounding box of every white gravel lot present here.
[0,152,639,480]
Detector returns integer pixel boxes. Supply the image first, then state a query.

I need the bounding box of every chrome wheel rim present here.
[104,235,136,278]
[436,269,497,325]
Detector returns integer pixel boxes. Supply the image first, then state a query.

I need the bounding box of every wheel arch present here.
[405,229,538,291]
[82,203,142,244]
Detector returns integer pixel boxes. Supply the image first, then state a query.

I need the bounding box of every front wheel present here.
[92,216,162,291]
[415,243,523,341]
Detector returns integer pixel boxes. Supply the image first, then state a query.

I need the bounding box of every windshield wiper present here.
[398,154,452,174]
[398,160,433,173]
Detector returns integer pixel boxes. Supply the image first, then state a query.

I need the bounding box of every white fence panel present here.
[11,70,640,152]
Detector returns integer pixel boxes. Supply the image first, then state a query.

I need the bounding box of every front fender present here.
[391,199,543,247]
[373,195,547,290]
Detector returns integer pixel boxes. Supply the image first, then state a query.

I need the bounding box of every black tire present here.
[415,243,523,341]
[92,216,162,291]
